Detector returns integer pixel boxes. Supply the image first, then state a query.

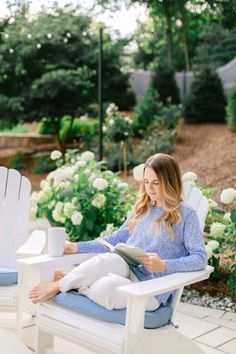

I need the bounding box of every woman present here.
[30,153,207,310]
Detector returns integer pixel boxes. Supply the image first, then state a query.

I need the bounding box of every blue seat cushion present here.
[53,291,173,329]
[0,268,18,285]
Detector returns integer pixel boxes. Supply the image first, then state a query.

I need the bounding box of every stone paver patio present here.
[0,303,235,353]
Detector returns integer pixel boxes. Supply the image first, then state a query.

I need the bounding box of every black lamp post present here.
[98,27,104,161]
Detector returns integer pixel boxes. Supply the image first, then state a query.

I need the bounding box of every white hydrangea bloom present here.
[63,202,76,218]
[223,212,231,222]
[106,103,118,116]
[108,118,115,126]
[30,191,38,206]
[75,160,86,168]
[71,211,83,225]
[93,178,108,190]
[210,222,226,238]
[133,163,145,182]
[182,171,197,183]
[81,151,95,161]
[53,166,76,184]
[207,240,220,251]
[117,182,128,189]
[50,150,62,160]
[52,201,66,223]
[205,245,213,259]
[99,223,117,237]
[91,193,106,208]
[220,188,236,205]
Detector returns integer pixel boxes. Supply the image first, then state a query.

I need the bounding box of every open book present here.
[96,238,147,266]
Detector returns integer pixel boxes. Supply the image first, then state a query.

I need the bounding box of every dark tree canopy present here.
[0,8,135,128]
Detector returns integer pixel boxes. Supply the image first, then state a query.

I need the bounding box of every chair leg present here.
[36,327,54,354]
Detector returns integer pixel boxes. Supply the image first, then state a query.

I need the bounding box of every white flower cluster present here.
[81,151,95,161]
[99,223,117,237]
[91,193,106,208]
[205,240,220,259]
[106,103,118,117]
[93,178,108,191]
[210,222,226,238]
[182,171,197,184]
[50,150,62,160]
[71,211,83,226]
[220,188,236,205]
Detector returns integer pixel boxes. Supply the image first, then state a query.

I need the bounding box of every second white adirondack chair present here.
[17,183,214,354]
[0,167,46,312]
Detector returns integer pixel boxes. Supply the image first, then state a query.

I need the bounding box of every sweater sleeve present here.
[164,210,207,273]
[77,217,131,254]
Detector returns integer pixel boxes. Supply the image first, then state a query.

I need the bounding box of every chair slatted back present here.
[0,167,31,268]
[183,183,209,232]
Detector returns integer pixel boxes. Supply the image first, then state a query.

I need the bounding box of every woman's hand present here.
[138,253,166,272]
[64,241,78,254]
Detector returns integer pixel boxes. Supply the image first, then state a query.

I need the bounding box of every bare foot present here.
[54,270,66,281]
[29,281,60,304]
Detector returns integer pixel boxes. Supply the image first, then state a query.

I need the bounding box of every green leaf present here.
[231,209,236,223]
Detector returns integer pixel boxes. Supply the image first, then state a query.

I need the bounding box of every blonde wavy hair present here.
[129,153,183,237]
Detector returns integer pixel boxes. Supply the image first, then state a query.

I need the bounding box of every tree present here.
[0,7,135,137]
[184,66,226,123]
[151,64,180,105]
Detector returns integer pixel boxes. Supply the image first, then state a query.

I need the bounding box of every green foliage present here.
[226,85,236,130]
[104,104,133,143]
[133,87,181,136]
[10,153,27,170]
[32,153,56,174]
[39,115,100,153]
[32,150,135,242]
[135,128,176,161]
[193,24,236,70]
[184,67,227,123]
[151,65,180,105]
[133,88,161,135]
[0,122,29,134]
[0,9,135,129]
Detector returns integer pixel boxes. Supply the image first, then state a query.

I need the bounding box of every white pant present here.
[59,253,159,311]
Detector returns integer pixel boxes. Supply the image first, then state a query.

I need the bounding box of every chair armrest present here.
[118,265,214,299]
[17,253,96,270]
[16,230,47,256]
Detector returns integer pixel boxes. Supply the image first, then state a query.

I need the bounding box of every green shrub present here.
[31,150,135,242]
[10,153,27,170]
[135,128,176,161]
[38,116,100,153]
[151,65,181,105]
[133,88,162,135]
[184,67,227,123]
[33,153,56,174]
[227,85,236,130]
[59,116,99,144]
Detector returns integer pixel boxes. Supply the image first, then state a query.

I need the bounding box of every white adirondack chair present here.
[17,183,214,354]
[0,167,46,312]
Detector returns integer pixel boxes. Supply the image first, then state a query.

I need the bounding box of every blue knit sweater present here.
[77,202,207,304]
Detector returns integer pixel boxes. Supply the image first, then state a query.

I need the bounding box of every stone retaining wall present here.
[0,133,55,149]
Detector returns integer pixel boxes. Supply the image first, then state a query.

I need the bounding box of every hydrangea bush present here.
[182,171,236,298]
[31,150,135,242]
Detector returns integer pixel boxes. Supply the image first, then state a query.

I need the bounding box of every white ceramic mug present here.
[47,227,66,257]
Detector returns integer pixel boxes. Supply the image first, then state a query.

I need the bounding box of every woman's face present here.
[144,167,161,202]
